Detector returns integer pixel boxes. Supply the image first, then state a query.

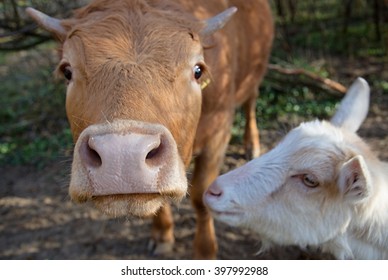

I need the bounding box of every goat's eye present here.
[302,174,319,188]
[60,64,73,81]
[193,64,203,80]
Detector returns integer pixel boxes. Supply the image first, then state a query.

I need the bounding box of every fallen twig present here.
[268,64,347,94]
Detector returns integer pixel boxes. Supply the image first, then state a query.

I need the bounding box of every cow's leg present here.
[243,89,260,160]
[190,123,232,259]
[149,204,174,255]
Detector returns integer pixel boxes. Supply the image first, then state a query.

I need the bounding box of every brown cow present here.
[26,0,274,259]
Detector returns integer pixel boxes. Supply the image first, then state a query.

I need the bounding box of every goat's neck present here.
[349,160,388,258]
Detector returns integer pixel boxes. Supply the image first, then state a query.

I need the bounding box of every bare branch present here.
[268,64,347,94]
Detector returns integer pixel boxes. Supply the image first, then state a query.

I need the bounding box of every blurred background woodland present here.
[1,0,387,166]
[0,0,388,260]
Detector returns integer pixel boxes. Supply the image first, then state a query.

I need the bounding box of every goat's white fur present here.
[204,78,388,259]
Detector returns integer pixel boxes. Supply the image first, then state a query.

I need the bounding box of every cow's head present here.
[27,2,237,217]
[204,78,374,257]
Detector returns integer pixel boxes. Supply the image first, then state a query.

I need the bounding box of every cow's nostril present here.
[80,136,102,168]
[86,145,102,167]
[146,146,160,160]
[145,140,164,166]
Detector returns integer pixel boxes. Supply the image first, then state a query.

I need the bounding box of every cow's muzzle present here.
[68,120,187,215]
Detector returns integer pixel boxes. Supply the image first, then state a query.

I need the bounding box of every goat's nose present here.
[78,132,168,195]
[206,181,223,197]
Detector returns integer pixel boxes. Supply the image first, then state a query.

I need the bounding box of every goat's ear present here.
[338,155,372,204]
[26,7,67,41]
[330,77,370,133]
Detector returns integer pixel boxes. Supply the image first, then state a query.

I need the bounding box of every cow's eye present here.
[302,174,319,188]
[193,64,203,80]
[60,64,73,81]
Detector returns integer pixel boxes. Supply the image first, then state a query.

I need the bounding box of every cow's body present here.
[27,0,274,258]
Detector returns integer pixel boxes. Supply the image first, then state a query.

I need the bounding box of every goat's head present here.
[204,78,374,254]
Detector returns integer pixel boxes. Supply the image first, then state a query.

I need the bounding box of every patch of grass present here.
[257,83,337,127]
[0,128,73,167]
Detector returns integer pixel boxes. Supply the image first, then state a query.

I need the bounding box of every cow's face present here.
[61,21,205,164]
[27,5,236,217]
[61,20,204,216]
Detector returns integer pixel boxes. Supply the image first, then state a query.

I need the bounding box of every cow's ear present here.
[26,7,67,41]
[330,77,370,133]
[201,7,237,37]
[338,155,372,204]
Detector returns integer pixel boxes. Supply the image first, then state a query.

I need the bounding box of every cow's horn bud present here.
[26,7,66,39]
[201,7,237,36]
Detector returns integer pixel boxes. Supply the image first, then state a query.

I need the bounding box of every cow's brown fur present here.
[29,0,274,259]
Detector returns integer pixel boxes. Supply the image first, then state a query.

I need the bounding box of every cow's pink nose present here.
[78,131,169,196]
[206,181,223,197]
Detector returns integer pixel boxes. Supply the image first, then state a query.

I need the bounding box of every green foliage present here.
[231,77,339,143]
[231,0,387,142]
[381,81,388,91]
[273,0,387,58]
[0,43,72,167]
[257,83,337,128]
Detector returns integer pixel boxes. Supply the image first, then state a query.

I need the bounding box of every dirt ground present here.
[1,83,387,260]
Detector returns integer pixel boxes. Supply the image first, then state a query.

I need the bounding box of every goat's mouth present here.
[213,212,244,227]
[207,207,244,223]
[210,209,241,216]
[204,196,244,221]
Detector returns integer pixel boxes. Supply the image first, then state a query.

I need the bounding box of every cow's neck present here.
[348,160,388,259]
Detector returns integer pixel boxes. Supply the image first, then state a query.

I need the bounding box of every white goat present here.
[204,78,388,259]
